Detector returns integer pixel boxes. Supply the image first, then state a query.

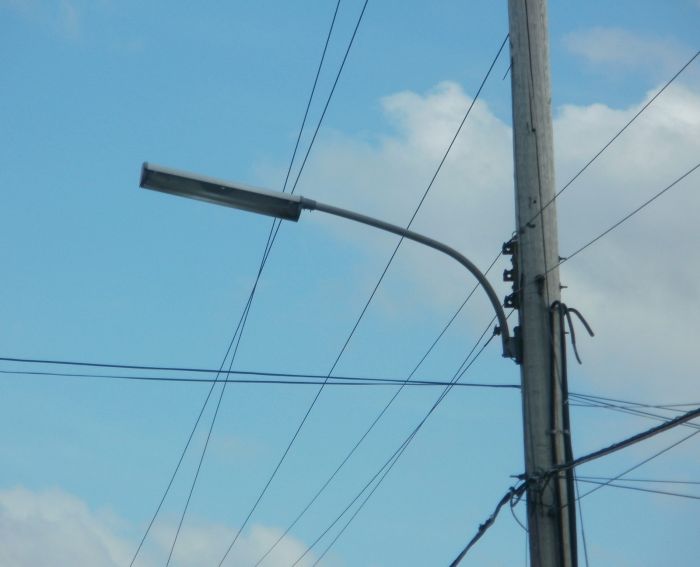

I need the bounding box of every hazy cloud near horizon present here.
[0,487,326,567]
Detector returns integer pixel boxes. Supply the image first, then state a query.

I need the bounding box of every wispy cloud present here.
[0,486,326,566]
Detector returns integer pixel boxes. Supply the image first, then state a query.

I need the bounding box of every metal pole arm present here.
[299,197,517,360]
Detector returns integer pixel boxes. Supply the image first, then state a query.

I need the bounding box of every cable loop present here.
[551,301,594,364]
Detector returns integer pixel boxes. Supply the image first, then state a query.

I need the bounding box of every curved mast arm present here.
[300,197,517,360]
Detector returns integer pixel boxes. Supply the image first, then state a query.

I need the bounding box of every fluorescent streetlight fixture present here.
[138,161,518,360]
[140,163,306,221]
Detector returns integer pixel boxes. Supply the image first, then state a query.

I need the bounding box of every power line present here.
[215,5,371,564]
[218,32,509,565]
[292,320,500,564]
[252,252,503,566]
[449,483,527,567]
[521,49,699,231]
[569,394,700,431]
[539,405,700,479]
[0,368,519,389]
[557,161,700,269]
[130,3,350,562]
[570,391,700,411]
[129,288,255,566]
[575,478,700,501]
[249,37,510,564]
[572,429,700,505]
[577,476,700,486]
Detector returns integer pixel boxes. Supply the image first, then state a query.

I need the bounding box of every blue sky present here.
[1,1,699,565]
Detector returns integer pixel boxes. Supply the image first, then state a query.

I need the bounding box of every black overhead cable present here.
[129,3,347,564]
[570,391,700,413]
[129,288,255,566]
[0,368,519,389]
[448,408,700,566]
[449,483,528,567]
[575,479,700,501]
[249,36,510,565]
[555,161,700,270]
[538,405,700,480]
[521,49,699,231]
[252,252,503,566]
[572,429,700,505]
[578,476,700,486]
[569,393,700,430]
[293,319,500,565]
[216,3,371,564]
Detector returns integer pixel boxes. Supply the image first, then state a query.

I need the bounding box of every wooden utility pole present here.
[507,1,576,566]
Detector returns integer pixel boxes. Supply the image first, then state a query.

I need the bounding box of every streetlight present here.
[140,162,519,361]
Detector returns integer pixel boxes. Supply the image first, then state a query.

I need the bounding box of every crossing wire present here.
[556,161,700,269]
[243,35,510,566]
[129,3,348,564]
[215,2,372,563]
[252,252,503,566]
[292,319,500,565]
[520,49,699,232]
[0,368,519,389]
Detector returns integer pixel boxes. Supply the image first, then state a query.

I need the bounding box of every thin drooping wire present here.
[570,391,700,411]
[555,160,700,270]
[569,393,700,430]
[165,293,256,565]
[258,0,371,264]
[252,252,503,566]
[520,49,699,232]
[577,476,700,486]
[128,286,256,565]
[576,479,700,501]
[216,6,371,565]
[293,320,500,565]
[131,5,347,563]
[309,313,515,564]
[573,476,590,567]
[0,368,519,389]
[572,429,700,505]
[305,323,501,565]
[221,32,508,566]
[281,0,342,195]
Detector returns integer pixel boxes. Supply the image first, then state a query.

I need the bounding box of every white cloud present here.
[0,486,324,567]
[563,27,687,77]
[290,79,700,400]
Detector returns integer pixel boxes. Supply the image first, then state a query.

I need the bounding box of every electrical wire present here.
[537,405,700,480]
[0,368,518,389]
[570,391,700,412]
[252,251,504,566]
[568,394,700,431]
[520,49,700,232]
[572,429,700,505]
[577,476,700,486]
[292,319,500,564]
[575,479,700,501]
[213,5,371,564]
[219,32,509,565]
[449,483,528,567]
[128,288,255,566]
[556,161,700,270]
[129,4,349,563]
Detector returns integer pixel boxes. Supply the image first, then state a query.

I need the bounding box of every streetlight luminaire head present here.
[140,163,304,221]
